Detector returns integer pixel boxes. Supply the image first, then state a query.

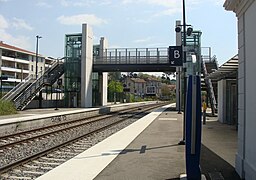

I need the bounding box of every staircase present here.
[1,74,34,101]
[3,61,64,110]
[201,56,218,115]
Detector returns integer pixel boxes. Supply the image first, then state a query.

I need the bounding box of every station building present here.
[224,0,256,179]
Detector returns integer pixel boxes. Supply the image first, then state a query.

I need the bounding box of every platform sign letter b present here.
[174,50,180,59]
[168,46,183,67]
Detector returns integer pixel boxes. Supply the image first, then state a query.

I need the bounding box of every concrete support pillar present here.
[236,12,246,179]
[100,37,108,106]
[176,20,182,111]
[218,80,226,123]
[0,49,2,76]
[0,49,2,97]
[81,24,93,107]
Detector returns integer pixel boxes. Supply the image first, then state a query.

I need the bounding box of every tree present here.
[108,80,123,93]
[161,84,171,97]
[108,72,121,81]
[138,73,151,79]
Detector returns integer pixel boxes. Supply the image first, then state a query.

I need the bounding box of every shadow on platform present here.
[201,144,241,180]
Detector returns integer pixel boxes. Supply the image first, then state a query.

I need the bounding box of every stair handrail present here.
[38,60,59,79]
[208,56,219,109]
[1,61,58,101]
[208,78,217,109]
[13,61,64,110]
[14,73,44,109]
[1,74,34,101]
[202,60,217,113]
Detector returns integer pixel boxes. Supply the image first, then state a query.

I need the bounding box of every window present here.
[31,65,33,71]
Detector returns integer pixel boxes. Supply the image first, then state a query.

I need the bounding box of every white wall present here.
[243,1,256,179]
[225,0,256,179]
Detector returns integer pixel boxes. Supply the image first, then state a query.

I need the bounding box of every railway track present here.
[0,103,156,149]
[0,102,167,179]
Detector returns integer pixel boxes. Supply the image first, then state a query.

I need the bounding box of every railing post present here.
[146,48,149,63]
[148,50,150,63]
[157,48,160,63]
[128,51,131,63]
[125,49,128,63]
[115,49,117,64]
[109,52,112,63]
[119,51,121,64]
[105,49,107,63]
[136,48,138,64]
[138,51,140,63]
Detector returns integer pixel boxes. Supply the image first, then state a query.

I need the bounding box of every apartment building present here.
[0,41,46,93]
[125,77,163,97]
[126,78,146,97]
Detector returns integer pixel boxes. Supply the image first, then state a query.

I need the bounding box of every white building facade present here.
[224,0,256,179]
[0,41,46,93]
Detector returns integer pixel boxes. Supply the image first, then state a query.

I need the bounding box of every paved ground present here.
[94,108,241,180]
[1,106,241,180]
[95,108,185,180]
[201,116,240,180]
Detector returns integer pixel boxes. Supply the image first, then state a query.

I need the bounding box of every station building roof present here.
[207,54,238,81]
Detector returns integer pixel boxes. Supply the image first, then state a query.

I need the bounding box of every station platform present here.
[37,104,241,180]
[0,102,157,135]
[0,108,86,120]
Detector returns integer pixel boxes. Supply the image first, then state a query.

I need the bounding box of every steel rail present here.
[0,102,166,175]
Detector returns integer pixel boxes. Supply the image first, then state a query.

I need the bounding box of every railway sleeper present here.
[23,164,53,171]
[40,157,66,162]
[1,174,31,180]
[32,160,61,166]
[14,170,45,175]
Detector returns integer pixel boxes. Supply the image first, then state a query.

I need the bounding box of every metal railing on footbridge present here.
[94,47,169,65]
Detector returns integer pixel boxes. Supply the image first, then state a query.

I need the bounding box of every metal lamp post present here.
[35,35,42,79]
[178,0,187,145]
[176,0,194,145]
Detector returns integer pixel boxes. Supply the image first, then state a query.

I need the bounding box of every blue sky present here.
[0,0,237,66]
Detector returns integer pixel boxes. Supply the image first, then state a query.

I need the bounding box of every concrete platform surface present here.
[37,104,177,180]
[94,106,184,180]
[0,108,89,120]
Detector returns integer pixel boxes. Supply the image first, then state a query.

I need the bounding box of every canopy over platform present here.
[207,54,238,81]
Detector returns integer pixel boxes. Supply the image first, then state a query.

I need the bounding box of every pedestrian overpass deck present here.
[93,47,176,72]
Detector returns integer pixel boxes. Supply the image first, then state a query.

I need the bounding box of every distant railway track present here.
[0,102,168,179]
[0,103,159,148]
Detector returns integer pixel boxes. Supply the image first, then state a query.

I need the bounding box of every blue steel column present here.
[185,75,202,179]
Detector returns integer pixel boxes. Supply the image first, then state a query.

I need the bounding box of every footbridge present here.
[3,46,178,110]
[93,47,176,72]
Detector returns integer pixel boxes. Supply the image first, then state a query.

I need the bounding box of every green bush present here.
[0,100,17,116]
